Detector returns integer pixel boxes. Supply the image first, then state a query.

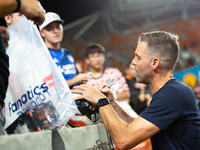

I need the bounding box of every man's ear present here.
[150,57,160,70]
[4,15,12,27]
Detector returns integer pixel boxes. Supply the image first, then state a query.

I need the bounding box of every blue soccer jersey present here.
[48,48,78,89]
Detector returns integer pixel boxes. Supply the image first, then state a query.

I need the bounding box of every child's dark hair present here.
[85,43,106,58]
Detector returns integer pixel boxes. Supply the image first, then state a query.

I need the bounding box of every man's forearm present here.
[110,100,134,124]
[99,104,128,144]
[0,0,17,17]
[1,0,45,25]
[99,104,144,150]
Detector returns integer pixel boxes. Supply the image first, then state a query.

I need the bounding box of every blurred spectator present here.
[85,43,138,118]
[124,60,151,115]
[3,12,21,46]
[75,60,85,73]
[4,13,22,27]
[39,12,91,89]
[175,45,200,72]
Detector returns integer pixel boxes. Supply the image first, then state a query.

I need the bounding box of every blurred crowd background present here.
[56,0,200,74]
[54,0,200,87]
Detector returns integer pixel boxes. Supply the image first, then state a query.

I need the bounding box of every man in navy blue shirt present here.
[72,31,200,150]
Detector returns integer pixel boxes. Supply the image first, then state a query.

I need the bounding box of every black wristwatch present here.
[96,98,110,113]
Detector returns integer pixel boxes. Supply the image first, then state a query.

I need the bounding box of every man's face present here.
[132,42,152,84]
[4,13,21,26]
[86,53,105,70]
[40,21,63,45]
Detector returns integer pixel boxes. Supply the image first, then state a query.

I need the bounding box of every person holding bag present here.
[0,0,45,135]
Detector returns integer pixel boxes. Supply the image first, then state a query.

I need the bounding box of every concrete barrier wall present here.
[0,124,115,150]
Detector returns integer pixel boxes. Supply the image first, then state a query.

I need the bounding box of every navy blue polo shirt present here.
[140,79,200,150]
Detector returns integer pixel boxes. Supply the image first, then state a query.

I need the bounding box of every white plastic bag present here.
[4,16,77,130]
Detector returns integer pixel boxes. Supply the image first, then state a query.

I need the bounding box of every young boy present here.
[85,43,138,117]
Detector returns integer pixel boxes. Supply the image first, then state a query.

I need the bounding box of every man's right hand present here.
[20,0,45,25]
[97,83,115,103]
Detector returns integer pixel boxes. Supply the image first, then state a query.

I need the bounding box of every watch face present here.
[96,98,110,113]
[99,98,109,106]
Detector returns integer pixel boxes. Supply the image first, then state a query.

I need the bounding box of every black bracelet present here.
[14,0,21,12]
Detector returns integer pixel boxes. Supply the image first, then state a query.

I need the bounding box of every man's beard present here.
[135,65,152,85]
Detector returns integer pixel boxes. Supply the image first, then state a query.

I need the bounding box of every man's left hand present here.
[72,84,107,105]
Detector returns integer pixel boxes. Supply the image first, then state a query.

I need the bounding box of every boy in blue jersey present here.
[72,31,200,149]
[39,12,91,89]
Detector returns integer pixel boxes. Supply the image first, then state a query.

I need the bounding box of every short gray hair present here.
[138,31,180,71]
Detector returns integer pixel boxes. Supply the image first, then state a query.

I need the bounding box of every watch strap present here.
[96,98,110,113]
[14,0,21,12]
